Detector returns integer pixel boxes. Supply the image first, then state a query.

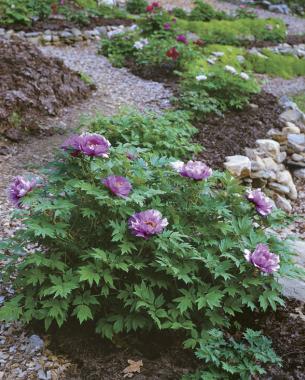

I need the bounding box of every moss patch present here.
[177,18,286,45]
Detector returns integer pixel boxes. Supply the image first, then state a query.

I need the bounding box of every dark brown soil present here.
[195,92,283,168]
[3,17,132,33]
[46,326,197,379]
[0,37,93,142]
[259,299,305,379]
[31,298,305,379]
[246,34,305,48]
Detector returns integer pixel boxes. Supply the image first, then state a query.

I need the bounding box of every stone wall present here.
[225,96,305,212]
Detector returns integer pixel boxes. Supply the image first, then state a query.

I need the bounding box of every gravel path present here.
[0,41,171,214]
[0,40,172,380]
[159,0,305,35]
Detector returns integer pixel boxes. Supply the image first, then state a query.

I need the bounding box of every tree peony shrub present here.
[1,138,299,343]
[86,109,201,158]
[1,128,303,376]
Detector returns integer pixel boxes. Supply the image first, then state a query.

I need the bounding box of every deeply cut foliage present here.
[1,142,298,334]
[0,107,302,376]
[85,109,201,158]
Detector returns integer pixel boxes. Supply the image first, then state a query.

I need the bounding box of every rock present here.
[262,157,279,171]
[275,151,287,164]
[269,182,290,194]
[283,123,300,134]
[71,28,82,38]
[4,128,23,142]
[212,51,224,57]
[107,29,125,39]
[25,32,40,38]
[186,32,200,41]
[276,170,298,200]
[224,155,251,177]
[294,168,305,178]
[287,133,305,153]
[237,55,245,63]
[256,139,280,159]
[27,335,44,352]
[280,109,303,123]
[95,26,108,37]
[267,128,286,142]
[274,194,292,213]
[41,34,52,43]
[251,169,277,180]
[250,155,265,171]
[249,103,258,110]
[292,153,304,162]
[59,31,73,39]
[288,133,305,146]
[268,4,290,14]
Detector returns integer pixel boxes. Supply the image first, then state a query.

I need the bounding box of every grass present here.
[176,17,286,45]
[293,93,305,113]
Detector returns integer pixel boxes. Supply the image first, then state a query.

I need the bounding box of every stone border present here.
[0,23,136,45]
[224,97,305,212]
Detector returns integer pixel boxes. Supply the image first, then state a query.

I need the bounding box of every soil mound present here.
[195,92,283,168]
[0,37,92,141]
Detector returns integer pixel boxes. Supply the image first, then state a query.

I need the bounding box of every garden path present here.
[0,42,172,237]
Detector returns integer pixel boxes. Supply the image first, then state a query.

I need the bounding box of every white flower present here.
[129,24,138,31]
[240,72,250,80]
[224,65,237,75]
[170,161,184,172]
[133,38,149,50]
[196,75,207,81]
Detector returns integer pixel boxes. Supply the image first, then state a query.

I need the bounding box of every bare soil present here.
[0,37,93,142]
[195,92,283,168]
[27,299,305,380]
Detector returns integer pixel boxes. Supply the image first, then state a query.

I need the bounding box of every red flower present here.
[194,39,205,47]
[152,1,160,7]
[146,4,154,12]
[166,47,180,61]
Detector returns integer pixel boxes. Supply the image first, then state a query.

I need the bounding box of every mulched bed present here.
[29,298,305,379]
[124,60,284,169]
[0,37,93,142]
[246,34,305,48]
[2,17,133,33]
[195,92,284,168]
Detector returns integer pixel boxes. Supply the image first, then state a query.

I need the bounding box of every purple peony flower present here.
[246,188,273,216]
[128,209,168,239]
[175,160,212,180]
[79,133,111,157]
[61,135,82,156]
[102,175,132,198]
[176,34,188,44]
[8,176,37,207]
[244,244,280,274]
[164,23,171,30]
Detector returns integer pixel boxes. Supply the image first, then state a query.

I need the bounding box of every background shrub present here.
[85,109,201,157]
[189,0,228,21]
[126,0,148,14]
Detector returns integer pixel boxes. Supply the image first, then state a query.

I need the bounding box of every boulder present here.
[274,194,292,213]
[224,155,251,177]
[256,139,280,159]
[280,109,303,123]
